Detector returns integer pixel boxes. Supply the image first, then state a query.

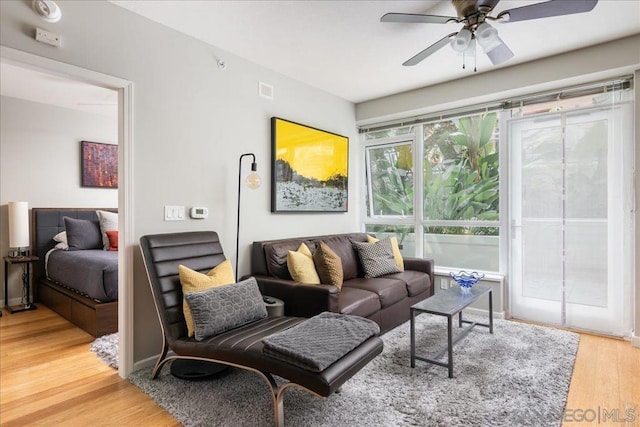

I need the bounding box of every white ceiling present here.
[0,62,118,117]
[110,0,640,103]
[2,1,638,110]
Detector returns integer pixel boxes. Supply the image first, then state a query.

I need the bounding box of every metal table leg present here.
[410,308,416,368]
[447,315,453,378]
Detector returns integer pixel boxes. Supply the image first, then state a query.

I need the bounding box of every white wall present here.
[0,0,360,362]
[356,35,640,124]
[0,96,117,304]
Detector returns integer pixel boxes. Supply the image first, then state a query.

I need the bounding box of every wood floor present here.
[1,305,638,426]
[0,305,178,426]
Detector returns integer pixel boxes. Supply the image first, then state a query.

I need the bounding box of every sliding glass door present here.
[509,102,633,335]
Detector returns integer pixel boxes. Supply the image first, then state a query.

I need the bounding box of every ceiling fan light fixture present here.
[476,22,501,52]
[463,38,476,56]
[450,28,472,52]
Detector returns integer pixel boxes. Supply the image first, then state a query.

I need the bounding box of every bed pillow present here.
[179,260,236,337]
[312,241,344,289]
[106,230,118,251]
[53,231,69,250]
[185,276,267,341]
[96,210,118,251]
[367,235,404,270]
[353,238,402,278]
[287,243,320,284]
[63,217,103,251]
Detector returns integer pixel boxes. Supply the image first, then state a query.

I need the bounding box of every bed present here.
[32,208,118,337]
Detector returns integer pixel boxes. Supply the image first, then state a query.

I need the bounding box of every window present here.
[365,141,414,217]
[362,79,634,336]
[363,112,501,272]
[422,113,500,271]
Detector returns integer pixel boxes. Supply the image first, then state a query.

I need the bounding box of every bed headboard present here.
[31,208,118,280]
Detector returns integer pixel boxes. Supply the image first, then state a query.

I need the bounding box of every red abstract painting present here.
[81,141,118,188]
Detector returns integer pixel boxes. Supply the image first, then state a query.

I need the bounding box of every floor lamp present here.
[236,153,261,279]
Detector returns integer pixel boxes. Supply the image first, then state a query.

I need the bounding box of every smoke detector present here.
[32,0,62,23]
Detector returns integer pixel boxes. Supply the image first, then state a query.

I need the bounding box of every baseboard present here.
[632,334,640,348]
[133,354,158,372]
[132,350,178,373]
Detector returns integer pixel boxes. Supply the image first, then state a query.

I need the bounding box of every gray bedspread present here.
[262,311,380,372]
[46,249,118,302]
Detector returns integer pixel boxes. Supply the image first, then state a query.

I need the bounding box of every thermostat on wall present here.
[190,207,208,219]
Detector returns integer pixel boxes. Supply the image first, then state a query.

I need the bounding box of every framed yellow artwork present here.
[271,117,348,212]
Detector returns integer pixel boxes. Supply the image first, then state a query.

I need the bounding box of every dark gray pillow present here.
[185,276,268,341]
[353,238,401,278]
[63,217,103,251]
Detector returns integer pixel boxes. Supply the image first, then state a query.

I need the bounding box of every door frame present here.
[0,46,134,378]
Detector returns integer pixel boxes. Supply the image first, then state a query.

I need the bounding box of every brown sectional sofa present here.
[251,232,435,333]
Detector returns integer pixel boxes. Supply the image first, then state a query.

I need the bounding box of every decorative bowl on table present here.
[449,271,485,294]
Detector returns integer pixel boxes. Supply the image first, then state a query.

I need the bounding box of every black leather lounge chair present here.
[139,231,383,426]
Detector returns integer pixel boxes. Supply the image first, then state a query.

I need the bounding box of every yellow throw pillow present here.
[312,241,344,290]
[179,259,235,337]
[367,235,404,270]
[287,243,321,284]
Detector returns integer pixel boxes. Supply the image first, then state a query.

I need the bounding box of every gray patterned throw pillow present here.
[185,276,268,341]
[353,238,402,278]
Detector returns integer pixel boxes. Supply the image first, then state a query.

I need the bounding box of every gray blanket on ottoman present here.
[262,311,380,372]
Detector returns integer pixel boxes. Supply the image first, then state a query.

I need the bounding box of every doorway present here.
[509,99,634,336]
[0,46,134,377]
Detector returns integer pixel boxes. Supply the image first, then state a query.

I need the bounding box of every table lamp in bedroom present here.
[8,201,30,257]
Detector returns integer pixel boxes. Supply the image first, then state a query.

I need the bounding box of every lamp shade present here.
[450,28,472,52]
[476,22,501,53]
[8,201,29,249]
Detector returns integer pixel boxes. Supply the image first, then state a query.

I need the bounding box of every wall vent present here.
[259,81,274,100]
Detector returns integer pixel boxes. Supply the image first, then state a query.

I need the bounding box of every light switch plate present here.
[164,205,185,221]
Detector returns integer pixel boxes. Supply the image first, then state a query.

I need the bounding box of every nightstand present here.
[3,255,39,314]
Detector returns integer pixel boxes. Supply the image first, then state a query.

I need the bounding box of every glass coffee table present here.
[410,284,493,378]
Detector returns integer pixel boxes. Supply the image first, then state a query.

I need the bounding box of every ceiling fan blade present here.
[497,0,598,22]
[403,32,458,66]
[485,37,514,65]
[381,13,458,24]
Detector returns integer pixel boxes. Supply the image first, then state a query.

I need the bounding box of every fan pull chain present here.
[474,45,477,72]
[462,51,466,70]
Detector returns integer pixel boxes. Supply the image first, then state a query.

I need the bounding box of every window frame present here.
[362,119,504,274]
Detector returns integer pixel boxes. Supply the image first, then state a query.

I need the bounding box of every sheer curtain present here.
[508,89,634,336]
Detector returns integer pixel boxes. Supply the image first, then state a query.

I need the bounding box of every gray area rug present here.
[90,332,118,369]
[129,315,579,426]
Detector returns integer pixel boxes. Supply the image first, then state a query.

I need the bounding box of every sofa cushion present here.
[264,239,318,280]
[287,243,320,284]
[383,270,431,297]
[313,242,343,289]
[367,235,404,270]
[313,235,364,280]
[353,239,402,278]
[343,277,407,308]
[179,260,236,337]
[337,287,381,318]
[185,276,267,341]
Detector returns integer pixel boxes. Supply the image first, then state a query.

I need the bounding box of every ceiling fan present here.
[381,0,598,68]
